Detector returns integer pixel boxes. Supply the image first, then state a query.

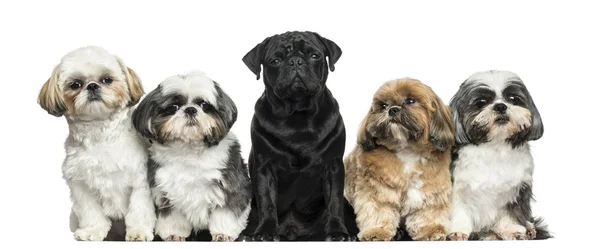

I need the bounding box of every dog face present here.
[449,70,543,147]
[132,71,237,146]
[358,78,454,152]
[38,46,144,120]
[242,31,342,101]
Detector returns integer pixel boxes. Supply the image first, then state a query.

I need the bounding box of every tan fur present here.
[116,57,144,105]
[344,78,454,241]
[38,65,66,116]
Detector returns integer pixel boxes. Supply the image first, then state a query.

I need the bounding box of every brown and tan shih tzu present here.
[344,78,455,241]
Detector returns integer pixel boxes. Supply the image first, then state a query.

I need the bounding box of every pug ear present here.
[115,56,145,106]
[242,37,270,80]
[38,65,66,117]
[311,32,342,72]
[428,95,455,152]
[357,114,377,151]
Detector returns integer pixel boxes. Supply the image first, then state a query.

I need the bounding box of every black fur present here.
[240,31,357,241]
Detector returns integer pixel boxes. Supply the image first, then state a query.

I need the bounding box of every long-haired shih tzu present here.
[344,78,455,241]
[447,70,551,240]
[131,71,251,242]
[37,46,156,241]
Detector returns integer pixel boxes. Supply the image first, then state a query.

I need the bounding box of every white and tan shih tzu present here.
[37,46,156,241]
[344,78,455,241]
[446,70,551,240]
[131,71,252,242]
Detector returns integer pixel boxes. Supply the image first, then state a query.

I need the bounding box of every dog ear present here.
[524,88,544,141]
[38,65,66,117]
[242,37,270,80]
[116,56,145,106]
[428,95,455,151]
[357,113,377,151]
[214,82,238,131]
[311,32,342,72]
[132,87,161,142]
[449,80,471,145]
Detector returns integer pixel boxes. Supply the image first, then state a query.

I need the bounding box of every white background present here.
[1,0,598,248]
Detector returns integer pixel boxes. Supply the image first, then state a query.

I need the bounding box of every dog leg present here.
[251,164,279,241]
[68,181,112,241]
[155,208,192,241]
[209,206,250,242]
[491,208,528,240]
[447,200,472,241]
[125,177,156,241]
[405,205,449,241]
[353,194,400,241]
[323,158,353,241]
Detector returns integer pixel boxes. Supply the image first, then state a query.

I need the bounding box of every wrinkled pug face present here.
[449,70,544,147]
[132,72,237,146]
[359,78,454,152]
[37,46,144,121]
[242,31,342,101]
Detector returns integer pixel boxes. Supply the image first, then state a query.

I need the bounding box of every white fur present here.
[64,107,156,241]
[56,46,156,241]
[396,150,425,215]
[160,71,218,107]
[449,141,534,235]
[151,133,248,240]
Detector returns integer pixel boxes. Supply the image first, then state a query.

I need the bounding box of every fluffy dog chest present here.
[151,143,228,227]
[395,150,426,212]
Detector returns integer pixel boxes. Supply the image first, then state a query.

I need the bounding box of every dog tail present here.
[531,216,553,240]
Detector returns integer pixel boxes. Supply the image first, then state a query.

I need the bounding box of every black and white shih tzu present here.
[132,71,251,242]
[446,70,551,240]
[37,46,156,241]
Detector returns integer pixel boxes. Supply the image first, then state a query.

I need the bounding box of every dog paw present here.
[252,232,279,241]
[125,227,153,241]
[252,220,279,241]
[414,225,447,241]
[498,232,528,240]
[165,235,187,241]
[325,232,355,241]
[212,234,233,242]
[447,232,469,241]
[359,228,395,241]
[74,227,108,241]
[526,222,537,239]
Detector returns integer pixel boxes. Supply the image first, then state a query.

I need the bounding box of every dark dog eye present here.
[165,104,179,115]
[507,95,521,105]
[270,59,281,65]
[475,98,488,108]
[70,80,83,90]
[101,77,113,84]
[405,97,416,105]
[310,54,321,59]
[380,103,388,109]
[198,101,211,111]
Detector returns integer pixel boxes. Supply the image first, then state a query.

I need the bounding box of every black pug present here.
[240,31,358,241]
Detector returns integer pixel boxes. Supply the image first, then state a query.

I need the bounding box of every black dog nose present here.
[388,107,400,116]
[184,107,197,116]
[87,83,99,91]
[289,57,303,66]
[493,103,507,114]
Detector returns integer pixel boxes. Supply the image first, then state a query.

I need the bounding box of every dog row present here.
[37,31,551,242]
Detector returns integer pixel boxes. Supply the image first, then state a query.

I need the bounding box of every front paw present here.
[165,235,187,241]
[252,220,279,241]
[498,232,528,240]
[125,227,154,241]
[525,222,537,239]
[359,228,395,241]
[447,232,469,241]
[74,227,109,241]
[212,233,234,242]
[325,231,355,241]
[414,225,447,241]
